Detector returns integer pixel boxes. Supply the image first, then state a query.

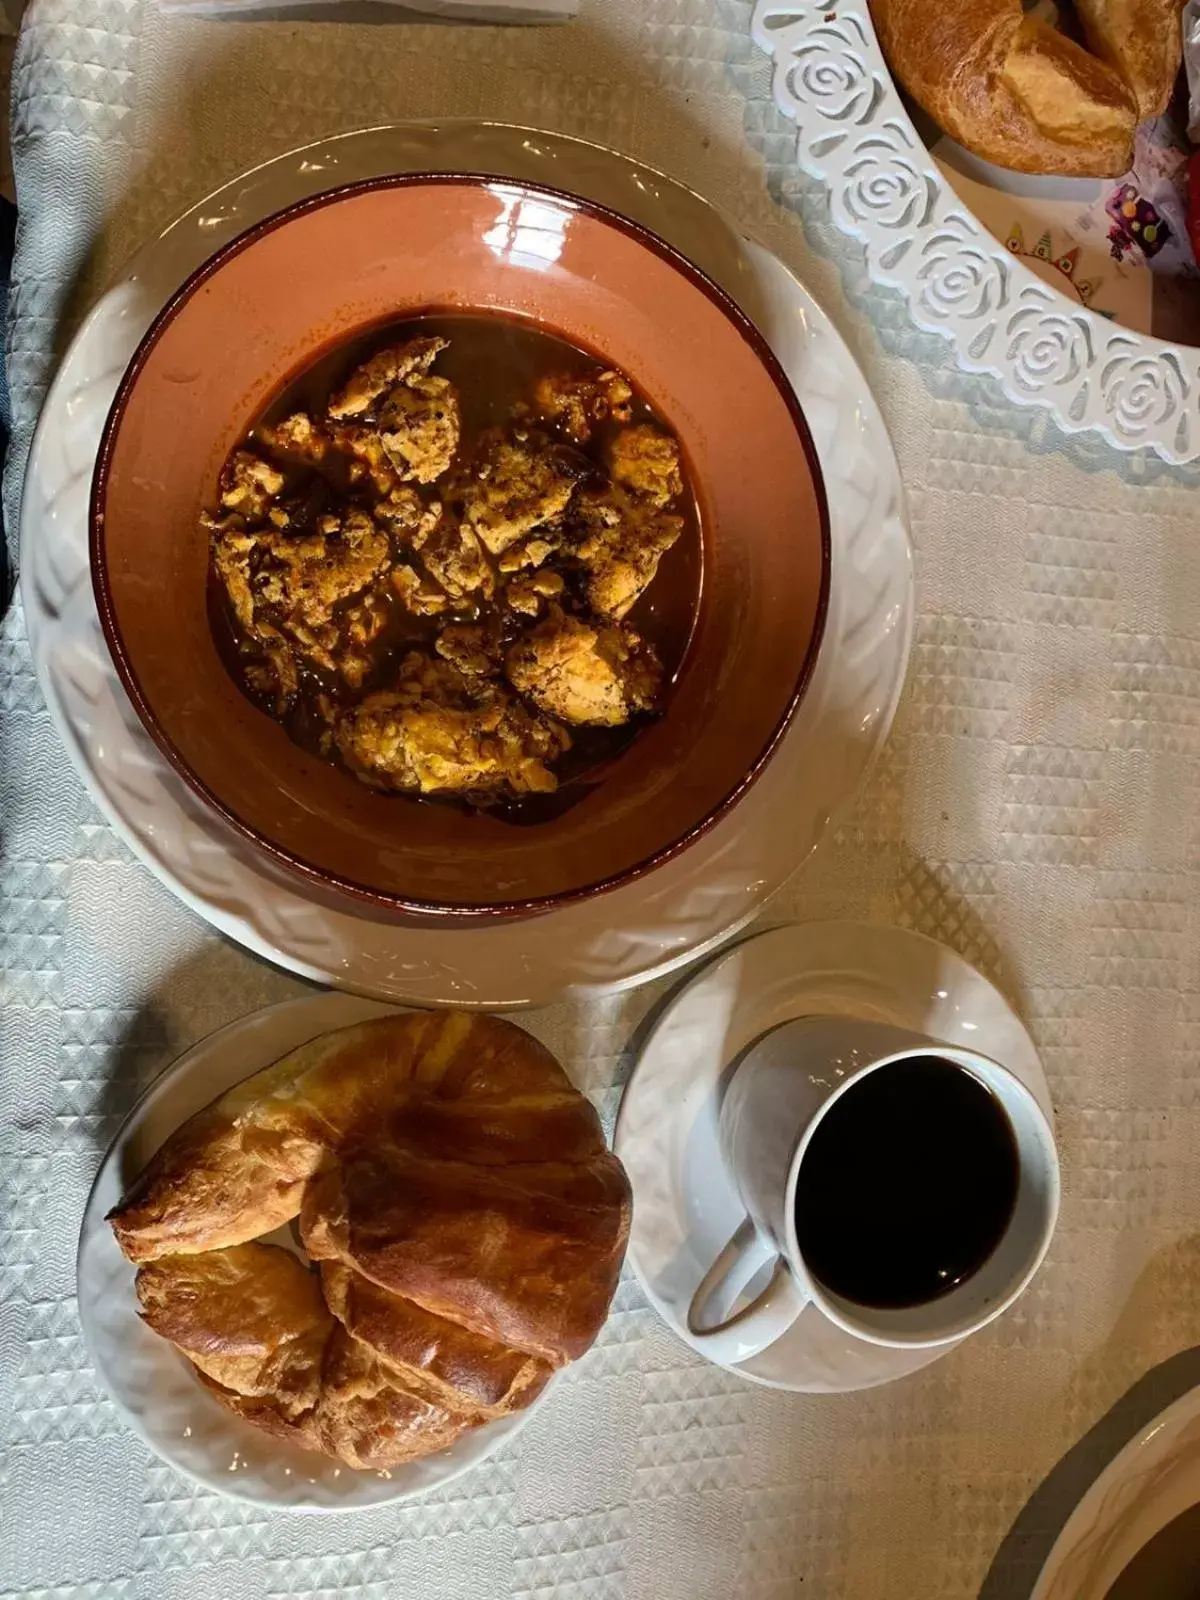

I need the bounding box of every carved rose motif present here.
[1006,308,1091,394]
[785,31,875,125]
[917,233,1007,323]
[842,143,928,232]
[1101,349,1187,440]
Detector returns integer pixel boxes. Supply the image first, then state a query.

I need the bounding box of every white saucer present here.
[614,920,1054,1393]
[1031,1385,1200,1600]
[22,121,913,1008]
[76,991,553,1512]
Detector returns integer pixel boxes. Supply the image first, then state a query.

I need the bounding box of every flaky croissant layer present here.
[869,0,1184,178]
[110,1012,631,1469]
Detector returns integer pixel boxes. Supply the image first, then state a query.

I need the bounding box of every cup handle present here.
[687,1217,809,1365]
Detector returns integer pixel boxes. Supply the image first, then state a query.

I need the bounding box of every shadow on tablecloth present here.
[0,193,16,608]
[979,1341,1200,1599]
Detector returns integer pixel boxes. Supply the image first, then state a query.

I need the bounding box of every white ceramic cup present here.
[687,1017,1060,1365]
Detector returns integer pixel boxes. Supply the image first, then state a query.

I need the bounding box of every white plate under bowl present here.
[1031,1385,1200,1600]
[751,0,1200,462]
[615,919,1054,1393]
[77,991,552,1511]
[21,120,913,1008]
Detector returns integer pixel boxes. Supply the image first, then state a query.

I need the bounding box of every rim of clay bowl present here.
[90,172,832,920]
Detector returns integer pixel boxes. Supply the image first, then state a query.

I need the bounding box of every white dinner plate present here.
[22,121,913,1008]
[615,920,1054,1393]
[1031,1384,1200,1600]
[76,991,552,1511]
[751,1,1200,463]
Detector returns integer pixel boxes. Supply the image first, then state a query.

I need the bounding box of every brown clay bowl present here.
[91,175,830,919]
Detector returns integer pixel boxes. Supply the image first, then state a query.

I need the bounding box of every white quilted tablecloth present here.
[5,2,1200,1596]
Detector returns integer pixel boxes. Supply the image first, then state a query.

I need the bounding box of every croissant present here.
[869,0,1155,177]
[1073,0,1185,119]
[111,1012,630,1469]
[136,1243,333,1447]
[136,1243,493,1467]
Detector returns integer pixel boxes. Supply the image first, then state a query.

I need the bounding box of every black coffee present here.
[793,1055,1019,1310]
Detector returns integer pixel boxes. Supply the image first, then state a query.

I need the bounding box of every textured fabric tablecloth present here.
[5,2,1200,1596]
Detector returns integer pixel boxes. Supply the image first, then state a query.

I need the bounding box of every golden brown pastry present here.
[1074,0,1185,119]
[303,1141,630,1366]
[108,1024,408,1261]
[110,1012,631,1472]
[108,1011,616,1262]
[320,1262,554,1419]
[869,0,1138,176]
[136,1243,478,1467]
[135,1243,332,1452]
[311,1325,472,1470]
